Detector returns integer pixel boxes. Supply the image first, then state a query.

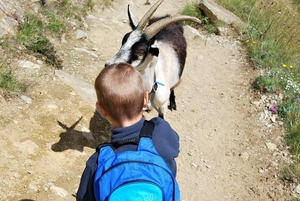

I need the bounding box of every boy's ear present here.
[143,92,149,108]
[96,102,108,118]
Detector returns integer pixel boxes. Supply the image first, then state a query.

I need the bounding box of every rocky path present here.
[0,0,294,200]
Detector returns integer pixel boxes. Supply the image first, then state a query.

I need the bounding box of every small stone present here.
[191,163,197,168]
[18,60,40,69]
[76,29,88,39]
[278,93,284,100]
[295,184,300,194]
[251,101,260,107]
[258,167,265,173]
[21,95,32,104]
[240,152,249,161]
[266,142,277,151]
[61,33,67,43]
[271,115,277,123]
[50,184,68,197]
[261,95,268,103]
[47,103,58,109]
[28,183,38,192]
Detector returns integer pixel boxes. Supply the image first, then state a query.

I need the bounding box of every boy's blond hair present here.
[95,62,145,122]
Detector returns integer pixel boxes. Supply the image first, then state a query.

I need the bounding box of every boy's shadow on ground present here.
[51,110,112,152]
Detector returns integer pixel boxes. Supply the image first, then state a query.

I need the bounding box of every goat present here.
[105,0,201,119]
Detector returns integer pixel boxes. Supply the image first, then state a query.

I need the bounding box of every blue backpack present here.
[94,120,180,201]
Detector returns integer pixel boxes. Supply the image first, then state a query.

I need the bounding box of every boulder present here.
[0,0,24,37]
[199,0,242,25]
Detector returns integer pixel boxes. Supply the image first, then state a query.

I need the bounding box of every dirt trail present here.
[0,0,294,200]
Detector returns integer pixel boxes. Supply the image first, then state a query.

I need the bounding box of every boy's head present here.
[95,62,147,125]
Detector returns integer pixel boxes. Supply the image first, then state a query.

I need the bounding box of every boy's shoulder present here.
[150,117,173,130]
[150,117,170,125]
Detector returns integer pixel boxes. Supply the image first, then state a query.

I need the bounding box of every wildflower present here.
[290,65,294,69]
[252,41,256,44]
[245,39,250,43]
[282,64,287,68]
[269,104,277,114]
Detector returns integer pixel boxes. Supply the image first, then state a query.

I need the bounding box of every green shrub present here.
[0,64,25,93]
[16,13,63,69]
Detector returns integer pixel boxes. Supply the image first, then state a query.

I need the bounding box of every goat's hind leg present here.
[168,89,176,111]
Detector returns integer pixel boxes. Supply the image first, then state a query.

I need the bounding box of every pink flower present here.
[269,104,278,114]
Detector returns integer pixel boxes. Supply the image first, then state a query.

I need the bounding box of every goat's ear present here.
[128,5,138,29]
[149,43,159,57]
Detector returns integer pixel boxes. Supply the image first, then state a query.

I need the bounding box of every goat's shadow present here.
[51,110,112,152]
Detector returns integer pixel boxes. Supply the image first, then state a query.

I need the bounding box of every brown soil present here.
[0,0,295,200]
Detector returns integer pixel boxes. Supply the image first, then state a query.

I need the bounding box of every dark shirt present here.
[76,117,179,201]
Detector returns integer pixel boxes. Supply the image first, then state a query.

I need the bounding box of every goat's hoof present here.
[168,104,176,111]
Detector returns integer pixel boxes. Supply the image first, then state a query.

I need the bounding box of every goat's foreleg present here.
[151,84,170,119]
[168,89,176,111]
[158,101,169,119]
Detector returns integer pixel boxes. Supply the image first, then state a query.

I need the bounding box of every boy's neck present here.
[109,114,143,128]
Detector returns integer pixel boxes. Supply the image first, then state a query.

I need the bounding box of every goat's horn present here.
[144,16,202,39]
[137,0,164,30]
[128,5,139,28]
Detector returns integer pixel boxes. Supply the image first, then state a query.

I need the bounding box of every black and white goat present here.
[105,0,201,119]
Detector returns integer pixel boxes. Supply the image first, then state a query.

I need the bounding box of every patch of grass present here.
[43,10,66,34]
[180,1,223,35]
[0,39,9,48]
[284,101,300,155]
[55,0,82,20]
[16,13,63,69]
[292,0,300,10]
[280,99,300,184]
[0,0,96,93]
[281,162,300,182]
[87,0,95,10]
[101,0,112,7]
[252,74,278,93]
[0,63,25,93]
[52,0,95,26]
[0,36,22,55]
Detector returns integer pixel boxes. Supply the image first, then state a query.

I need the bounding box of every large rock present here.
[199,0,242,25]
[0,0,24,37]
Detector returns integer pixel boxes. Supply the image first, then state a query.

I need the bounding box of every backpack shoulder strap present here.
[139,120,155,138]
[111,120,155,148]
[111,137,140,148]
[96,142,113,152]
[96,120,155,152]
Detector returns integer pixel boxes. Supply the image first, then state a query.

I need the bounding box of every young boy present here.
[76,62,180,201]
